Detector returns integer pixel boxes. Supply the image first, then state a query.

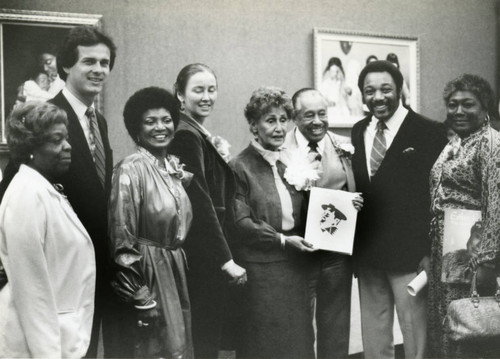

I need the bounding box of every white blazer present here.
[0,165,95,358]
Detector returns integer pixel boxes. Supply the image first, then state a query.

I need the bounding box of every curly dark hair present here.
[357,60,404,97]
[8,101,68,164]
[57,25,117,81]
[244,86,293,125]
[443,74,495,115]
[123,87,179,144]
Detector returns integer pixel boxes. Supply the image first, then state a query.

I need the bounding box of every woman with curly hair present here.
[426,74,500,358]
[229,86,316,359]
[0,101,95,358]
[108,87,193,358]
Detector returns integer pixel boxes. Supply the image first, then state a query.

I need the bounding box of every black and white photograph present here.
[0,1,499,359]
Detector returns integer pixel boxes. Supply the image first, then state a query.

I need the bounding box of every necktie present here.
[86,107,106,188]
[308,141,322,162]
[370,120,387,177]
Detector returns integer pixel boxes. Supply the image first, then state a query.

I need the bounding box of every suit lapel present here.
[51,92,98,176]
[374,111,415,177]
[354,118,371,184]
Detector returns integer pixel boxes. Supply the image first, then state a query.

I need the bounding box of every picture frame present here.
[0,9,102,152]
[313,28,419,128]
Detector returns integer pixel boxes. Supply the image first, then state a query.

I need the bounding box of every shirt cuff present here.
[221,259,235,271]
[134,300,157,310]
[280,233,286,250]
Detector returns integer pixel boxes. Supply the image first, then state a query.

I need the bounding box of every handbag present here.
[445,270,500,342]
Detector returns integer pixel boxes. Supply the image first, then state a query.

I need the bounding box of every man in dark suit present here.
[51,25,117,358]
[0,25,118,357]
[351,61,447,359]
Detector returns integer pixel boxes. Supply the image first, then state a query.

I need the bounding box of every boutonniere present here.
[281,149,322,191]
[168,155,193,185]
[208,135,231,162]
[336,143,355,158]
[402,147,416,155]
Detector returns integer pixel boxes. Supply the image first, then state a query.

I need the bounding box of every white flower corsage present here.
[335,142,355,158]
[282,149,322,191]
[209,135,232,162]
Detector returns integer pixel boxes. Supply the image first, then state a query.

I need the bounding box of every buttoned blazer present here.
[167,113,234,267]
[229,144,307,263]
[284,128,356,192]
[50,91,113,278]
[351,109,447,271]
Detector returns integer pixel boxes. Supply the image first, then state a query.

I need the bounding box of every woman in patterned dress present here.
[108,87,193,358]
[426,74,500,358]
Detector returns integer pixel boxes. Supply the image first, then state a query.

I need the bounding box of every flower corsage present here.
[208,135,231,162]
[282,149,322,191]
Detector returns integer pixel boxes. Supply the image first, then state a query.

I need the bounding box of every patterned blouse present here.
[430,124,500,264]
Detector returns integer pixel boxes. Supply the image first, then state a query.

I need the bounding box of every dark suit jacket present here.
[351,109,447,272]
[229,144,307,263]
[50,92,113,281]
[167,113,234,268]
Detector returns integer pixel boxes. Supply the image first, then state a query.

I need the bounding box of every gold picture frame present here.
[0,8,102,152]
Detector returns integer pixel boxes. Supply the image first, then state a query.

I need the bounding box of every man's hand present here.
[417,256,430,274]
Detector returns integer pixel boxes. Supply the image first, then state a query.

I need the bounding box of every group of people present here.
[0,24,499,359]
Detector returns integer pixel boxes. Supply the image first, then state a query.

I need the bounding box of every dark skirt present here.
[238,259,314,359]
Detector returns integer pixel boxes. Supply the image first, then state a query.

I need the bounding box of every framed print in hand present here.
[313,28,419,128]
[0,9,102,152]
[304,187,358,254]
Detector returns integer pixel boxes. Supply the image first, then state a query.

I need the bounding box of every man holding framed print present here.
[285,88,360,359]
[351,60,447,359]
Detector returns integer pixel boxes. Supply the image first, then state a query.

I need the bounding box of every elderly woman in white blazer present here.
[0,102,95,358]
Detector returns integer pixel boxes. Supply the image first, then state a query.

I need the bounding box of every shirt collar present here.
[62,87,95,119]
[180,112,211,137]
[251,140,283,165]
[371,101,408,134]
[294,127,326,154]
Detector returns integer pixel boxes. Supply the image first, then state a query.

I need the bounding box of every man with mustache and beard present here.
[351,60,447,359]
[285,88,362,359]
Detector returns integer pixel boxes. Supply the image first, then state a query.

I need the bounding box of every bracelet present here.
[134,300,157,310]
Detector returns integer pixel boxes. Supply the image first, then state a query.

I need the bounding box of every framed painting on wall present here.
[313,28,419,128]
[0,9,102,152]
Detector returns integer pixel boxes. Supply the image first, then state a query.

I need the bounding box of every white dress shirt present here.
[62,87,96,149]
[363,102,408,175]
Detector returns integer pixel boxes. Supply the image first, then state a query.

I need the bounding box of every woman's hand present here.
[352,193,364,211]
[223,261,247,286]
[285,235,317,252]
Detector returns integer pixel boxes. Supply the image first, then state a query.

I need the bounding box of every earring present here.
[29,154,33,161]
[180,100,185,112]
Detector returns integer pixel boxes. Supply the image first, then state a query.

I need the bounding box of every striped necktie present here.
[85,107,106,188]
[370,120,387,177]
